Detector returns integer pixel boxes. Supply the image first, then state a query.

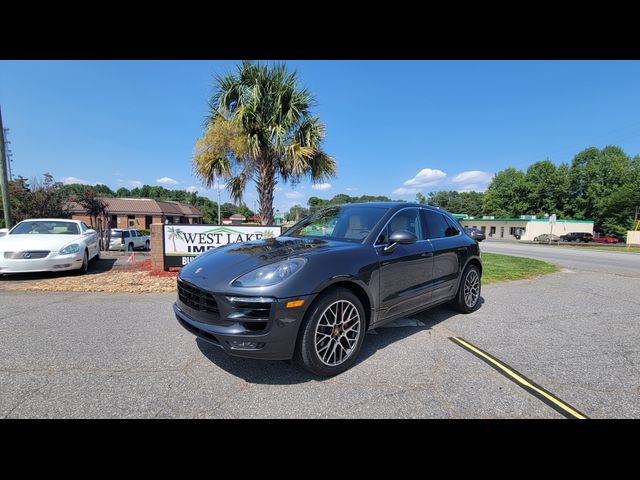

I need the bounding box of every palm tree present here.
[167,226,185,252]
[193,61,336,225]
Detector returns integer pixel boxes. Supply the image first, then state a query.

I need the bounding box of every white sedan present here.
[0,219,100,275]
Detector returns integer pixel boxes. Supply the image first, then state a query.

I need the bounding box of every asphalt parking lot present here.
[0,242,638,418]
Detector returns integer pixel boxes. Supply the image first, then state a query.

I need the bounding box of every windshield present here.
[11,221,80,235]
[285,206,389,242]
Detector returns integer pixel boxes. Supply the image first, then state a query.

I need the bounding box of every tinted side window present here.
[423,210,450,239]
[377,208,425,244]
[444,216,461,237]
[80,222,88,232]
[123,231,130,238]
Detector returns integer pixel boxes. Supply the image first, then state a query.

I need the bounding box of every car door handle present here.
[421,252,434,258]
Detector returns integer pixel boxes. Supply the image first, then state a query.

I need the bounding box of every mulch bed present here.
[4,258,180,293]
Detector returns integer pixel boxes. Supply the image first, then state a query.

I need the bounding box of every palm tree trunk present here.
[257,160,275,225]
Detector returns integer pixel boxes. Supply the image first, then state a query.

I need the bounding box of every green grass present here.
[556,245,640,253]
[527,243,640,254]
[481,252,560,285]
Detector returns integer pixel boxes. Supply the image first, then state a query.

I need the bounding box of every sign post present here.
[548,214,556,244]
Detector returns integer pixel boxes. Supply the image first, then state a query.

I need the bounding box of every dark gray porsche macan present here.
[174,202,482,376]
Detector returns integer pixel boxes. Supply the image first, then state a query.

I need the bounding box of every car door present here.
[376,208,435,321]
[80,222,99,257]
[422,209,467,304]
[122,230,131,249]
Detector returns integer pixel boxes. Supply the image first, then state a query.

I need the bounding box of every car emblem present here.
[194,267,203,274]
[22,252,31,259]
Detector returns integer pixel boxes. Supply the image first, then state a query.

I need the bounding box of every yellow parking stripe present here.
[450,336,587,419]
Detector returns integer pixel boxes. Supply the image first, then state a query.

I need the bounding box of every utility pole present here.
[0,106,13,229]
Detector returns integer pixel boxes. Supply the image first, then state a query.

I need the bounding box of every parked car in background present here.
[174,202,482,377]
[534,234,560,243]
[0,219,99,275]
[560,232,593,243]
[108,229,150,251]
[593,236,619,244]
[465,226,485,242]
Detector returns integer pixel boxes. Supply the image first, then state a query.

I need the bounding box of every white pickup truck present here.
[108,229,150,251]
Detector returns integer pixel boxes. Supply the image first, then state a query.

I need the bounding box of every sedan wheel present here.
[76,251,89,275]
[295,288,366,377]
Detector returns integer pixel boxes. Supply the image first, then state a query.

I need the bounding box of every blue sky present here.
[2,60,640,214]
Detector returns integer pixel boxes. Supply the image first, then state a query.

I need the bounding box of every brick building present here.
[66,198,202,230]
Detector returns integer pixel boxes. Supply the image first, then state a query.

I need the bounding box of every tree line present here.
[2,146,638,237]
[0,175,256,227]
[416,146,639,238]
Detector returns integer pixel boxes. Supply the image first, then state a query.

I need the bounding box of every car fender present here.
[311,275,376,311]
[452,255,483,293]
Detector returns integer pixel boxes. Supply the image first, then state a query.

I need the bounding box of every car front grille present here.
[4,251,50,260]
[177,279,220,316]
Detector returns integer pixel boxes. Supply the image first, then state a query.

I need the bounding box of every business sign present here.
[163,224,282,268]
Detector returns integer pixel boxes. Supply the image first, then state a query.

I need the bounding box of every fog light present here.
[227,340,264,350]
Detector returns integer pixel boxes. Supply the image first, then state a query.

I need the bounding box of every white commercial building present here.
[459,216,594,241]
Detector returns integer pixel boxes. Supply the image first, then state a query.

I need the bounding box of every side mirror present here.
[85,229,96,235]
[383,229,417,253]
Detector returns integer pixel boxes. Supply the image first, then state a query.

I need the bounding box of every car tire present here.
[145,240,150,250]
[294,287,366,377]
[76,251,89,275]
[449,264,481,314]
[94,249,100,261]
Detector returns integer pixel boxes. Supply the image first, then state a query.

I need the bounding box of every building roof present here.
[230,213,246,219]
[66,197,202,217]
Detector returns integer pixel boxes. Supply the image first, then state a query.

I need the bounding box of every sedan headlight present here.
[232,258,306,287]
[59,243,81,255]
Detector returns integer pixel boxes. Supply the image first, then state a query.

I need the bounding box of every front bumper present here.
[174,289,316,360]
[0,252,84,274]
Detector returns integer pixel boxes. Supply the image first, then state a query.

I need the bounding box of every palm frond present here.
[226,173,248,204]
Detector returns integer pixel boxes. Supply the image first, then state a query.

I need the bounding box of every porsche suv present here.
[174,202,482,376]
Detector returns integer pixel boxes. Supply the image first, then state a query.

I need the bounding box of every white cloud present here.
[61,176,91,185]
[392,187,422,195]
[345,187,356,192]
[456,184,482,193]
[117,179,143,188]
[285,191,304,199]
[452,170,493,184]
[403,168,447,187]
[157,176,180,185]
[312,183,332,191]
[185,186,199,193]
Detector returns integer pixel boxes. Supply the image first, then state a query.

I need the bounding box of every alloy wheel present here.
[314,300,361,367]
[464,269,480,308]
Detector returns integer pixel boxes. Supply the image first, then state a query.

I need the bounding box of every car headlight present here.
[232,258,306,287]
[59,243,81,255]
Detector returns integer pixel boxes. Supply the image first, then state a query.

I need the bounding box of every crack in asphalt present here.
[3,376,52,419]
